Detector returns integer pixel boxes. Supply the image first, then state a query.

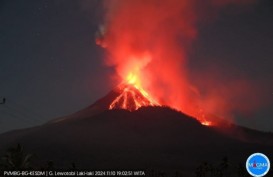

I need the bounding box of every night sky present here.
[0,0,272,133]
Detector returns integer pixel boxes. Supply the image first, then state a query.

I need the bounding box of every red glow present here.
[201,121,213,126]
[109,83,159,112]
[109,72,159,111]
[96,0,260,127]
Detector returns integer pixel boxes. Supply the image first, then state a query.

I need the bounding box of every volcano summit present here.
[109,84,158,111]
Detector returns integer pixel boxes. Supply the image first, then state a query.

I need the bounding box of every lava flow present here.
[109,73,159,111]
[108,72,213,126]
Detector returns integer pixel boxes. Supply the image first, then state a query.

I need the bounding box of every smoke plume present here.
[97,0,259,124]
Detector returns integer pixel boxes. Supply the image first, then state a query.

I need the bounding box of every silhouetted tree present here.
[0,144,33,170]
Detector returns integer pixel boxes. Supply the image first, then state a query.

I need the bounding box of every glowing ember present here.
[201,121,213,126]
[192,108,213,126]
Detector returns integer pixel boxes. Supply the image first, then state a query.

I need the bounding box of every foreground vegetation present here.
[0,144,272,177]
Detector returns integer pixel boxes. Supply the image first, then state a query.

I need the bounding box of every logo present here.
[246,153,270,177]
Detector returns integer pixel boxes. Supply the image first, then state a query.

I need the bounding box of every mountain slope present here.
[0,107,272,176]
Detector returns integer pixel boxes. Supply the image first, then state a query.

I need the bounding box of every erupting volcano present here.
[109,72,159,111]
[105,72,214,126]
[95,0,219,126]
[95,0,262,128]
[109,83,158,111]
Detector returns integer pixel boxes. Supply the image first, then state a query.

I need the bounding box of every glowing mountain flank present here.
[109,84,158,111]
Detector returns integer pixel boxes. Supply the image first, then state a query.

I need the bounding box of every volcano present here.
[48,83,159,123]
[0,88,272,176]
[109,84,158,111]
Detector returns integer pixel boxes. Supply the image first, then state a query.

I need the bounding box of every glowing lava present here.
[109,73,159,111]
[109,72,213,126]
[109,80,213,127]
[201,121,213,126]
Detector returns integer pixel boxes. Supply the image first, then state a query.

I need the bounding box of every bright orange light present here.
[96,0,262,129]
[201,120,213,126]
[126,73,137,85]
[109,83,159,111]
[109,70,159,111]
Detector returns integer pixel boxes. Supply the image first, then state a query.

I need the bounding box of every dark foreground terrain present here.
[0,106,272,176]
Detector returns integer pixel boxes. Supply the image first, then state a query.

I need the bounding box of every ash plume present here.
[96,0,262,124]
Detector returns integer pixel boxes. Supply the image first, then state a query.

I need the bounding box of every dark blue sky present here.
[0,0,272,133]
